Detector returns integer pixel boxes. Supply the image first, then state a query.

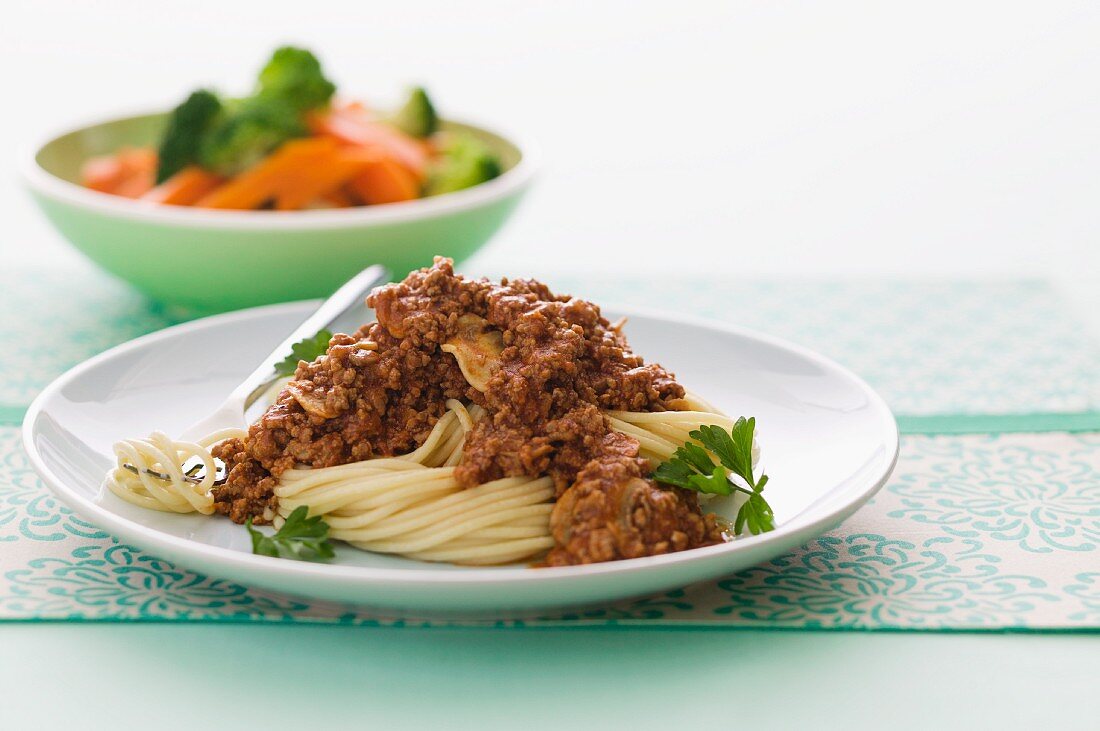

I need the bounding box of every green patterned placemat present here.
[1,263,1098,628]
[2,427,1097,628]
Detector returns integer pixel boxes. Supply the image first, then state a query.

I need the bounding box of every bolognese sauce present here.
[212,258,723,565]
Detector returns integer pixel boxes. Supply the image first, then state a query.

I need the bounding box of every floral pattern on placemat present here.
[1,543,315,621]
[710,535,1057,628]
[1064,573,1100,622]
[2,425,1098,629]
[888,434,1100,553]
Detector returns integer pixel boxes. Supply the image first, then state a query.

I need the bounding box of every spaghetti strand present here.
[106,397,738,565]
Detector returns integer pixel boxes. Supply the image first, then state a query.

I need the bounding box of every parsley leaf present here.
[652,445,730,495]
[273,329,332,377]
[246,505,335,561]
[653,418,776,536]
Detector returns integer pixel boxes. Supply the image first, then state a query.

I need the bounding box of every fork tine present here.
[121,460,227,486]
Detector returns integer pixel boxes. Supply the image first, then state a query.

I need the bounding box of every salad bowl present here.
[23,110,535,312]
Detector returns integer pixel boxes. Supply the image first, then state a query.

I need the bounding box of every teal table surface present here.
[2,625,1098,730]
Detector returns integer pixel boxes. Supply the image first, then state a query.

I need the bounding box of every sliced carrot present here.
[307,106,429,179]
[81,147,156,198]
[322,187,355,208]
[345,154,420,205]
[303,197,341,210]
[193,138,383,211]
[113,176,155,198]
[195,138,340,210]
[82,155,127,193]
[341,100,373,121]
[272,149,371,210]
[141,166,223,206]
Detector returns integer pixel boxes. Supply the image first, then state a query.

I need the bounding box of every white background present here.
[3,1,1098,307]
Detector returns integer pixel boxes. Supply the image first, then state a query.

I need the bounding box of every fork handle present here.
[229,264,391,409]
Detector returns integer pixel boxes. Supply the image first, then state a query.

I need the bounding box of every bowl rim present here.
[20,105,539,230]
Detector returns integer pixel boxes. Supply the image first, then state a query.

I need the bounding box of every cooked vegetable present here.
[273,148,374,210]
[654,419,776,536]
[81,47,502,209]
[81,147,157,198]
[390,86,438,138]
[155,89,223,183]
[345,154,420,205]
[423,133,501,196]
[196,47,334,176]
[142,166,223,205]
[246,505,334,561]
[198,96,309,176]
[196,137,341,209]
[321,188,355,208]
[256,46,336,112]
[274,330,334,376]
[308,105,430,177]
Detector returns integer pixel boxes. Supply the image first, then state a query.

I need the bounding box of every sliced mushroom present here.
[286,382,340,419]
[441,314,504,392]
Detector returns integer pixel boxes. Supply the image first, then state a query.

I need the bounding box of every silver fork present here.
[124,264,389,485]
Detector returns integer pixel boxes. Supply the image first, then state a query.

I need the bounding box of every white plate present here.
[23,301,898,616]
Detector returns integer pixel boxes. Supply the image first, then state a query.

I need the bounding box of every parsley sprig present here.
[246,506,335,561]
[274,329,333,377]
[653,419,775,536]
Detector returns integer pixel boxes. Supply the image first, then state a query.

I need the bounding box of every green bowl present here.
[22,110,536,312]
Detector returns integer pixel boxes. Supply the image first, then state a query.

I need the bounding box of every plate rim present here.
[22,299,900,588]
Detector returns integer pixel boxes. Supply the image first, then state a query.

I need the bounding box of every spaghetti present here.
[272,400,556,565]
[106,399,735,565]
[108,428,247,514]
[608,393,759,470]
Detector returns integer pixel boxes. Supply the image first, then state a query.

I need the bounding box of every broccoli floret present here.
[195,47,333,176]
[257,46,336,112]
[391,86,438,138]
[198,96,307,176]
[423,133,503,196]
[156,89,223,183]
[155,47,335,178]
